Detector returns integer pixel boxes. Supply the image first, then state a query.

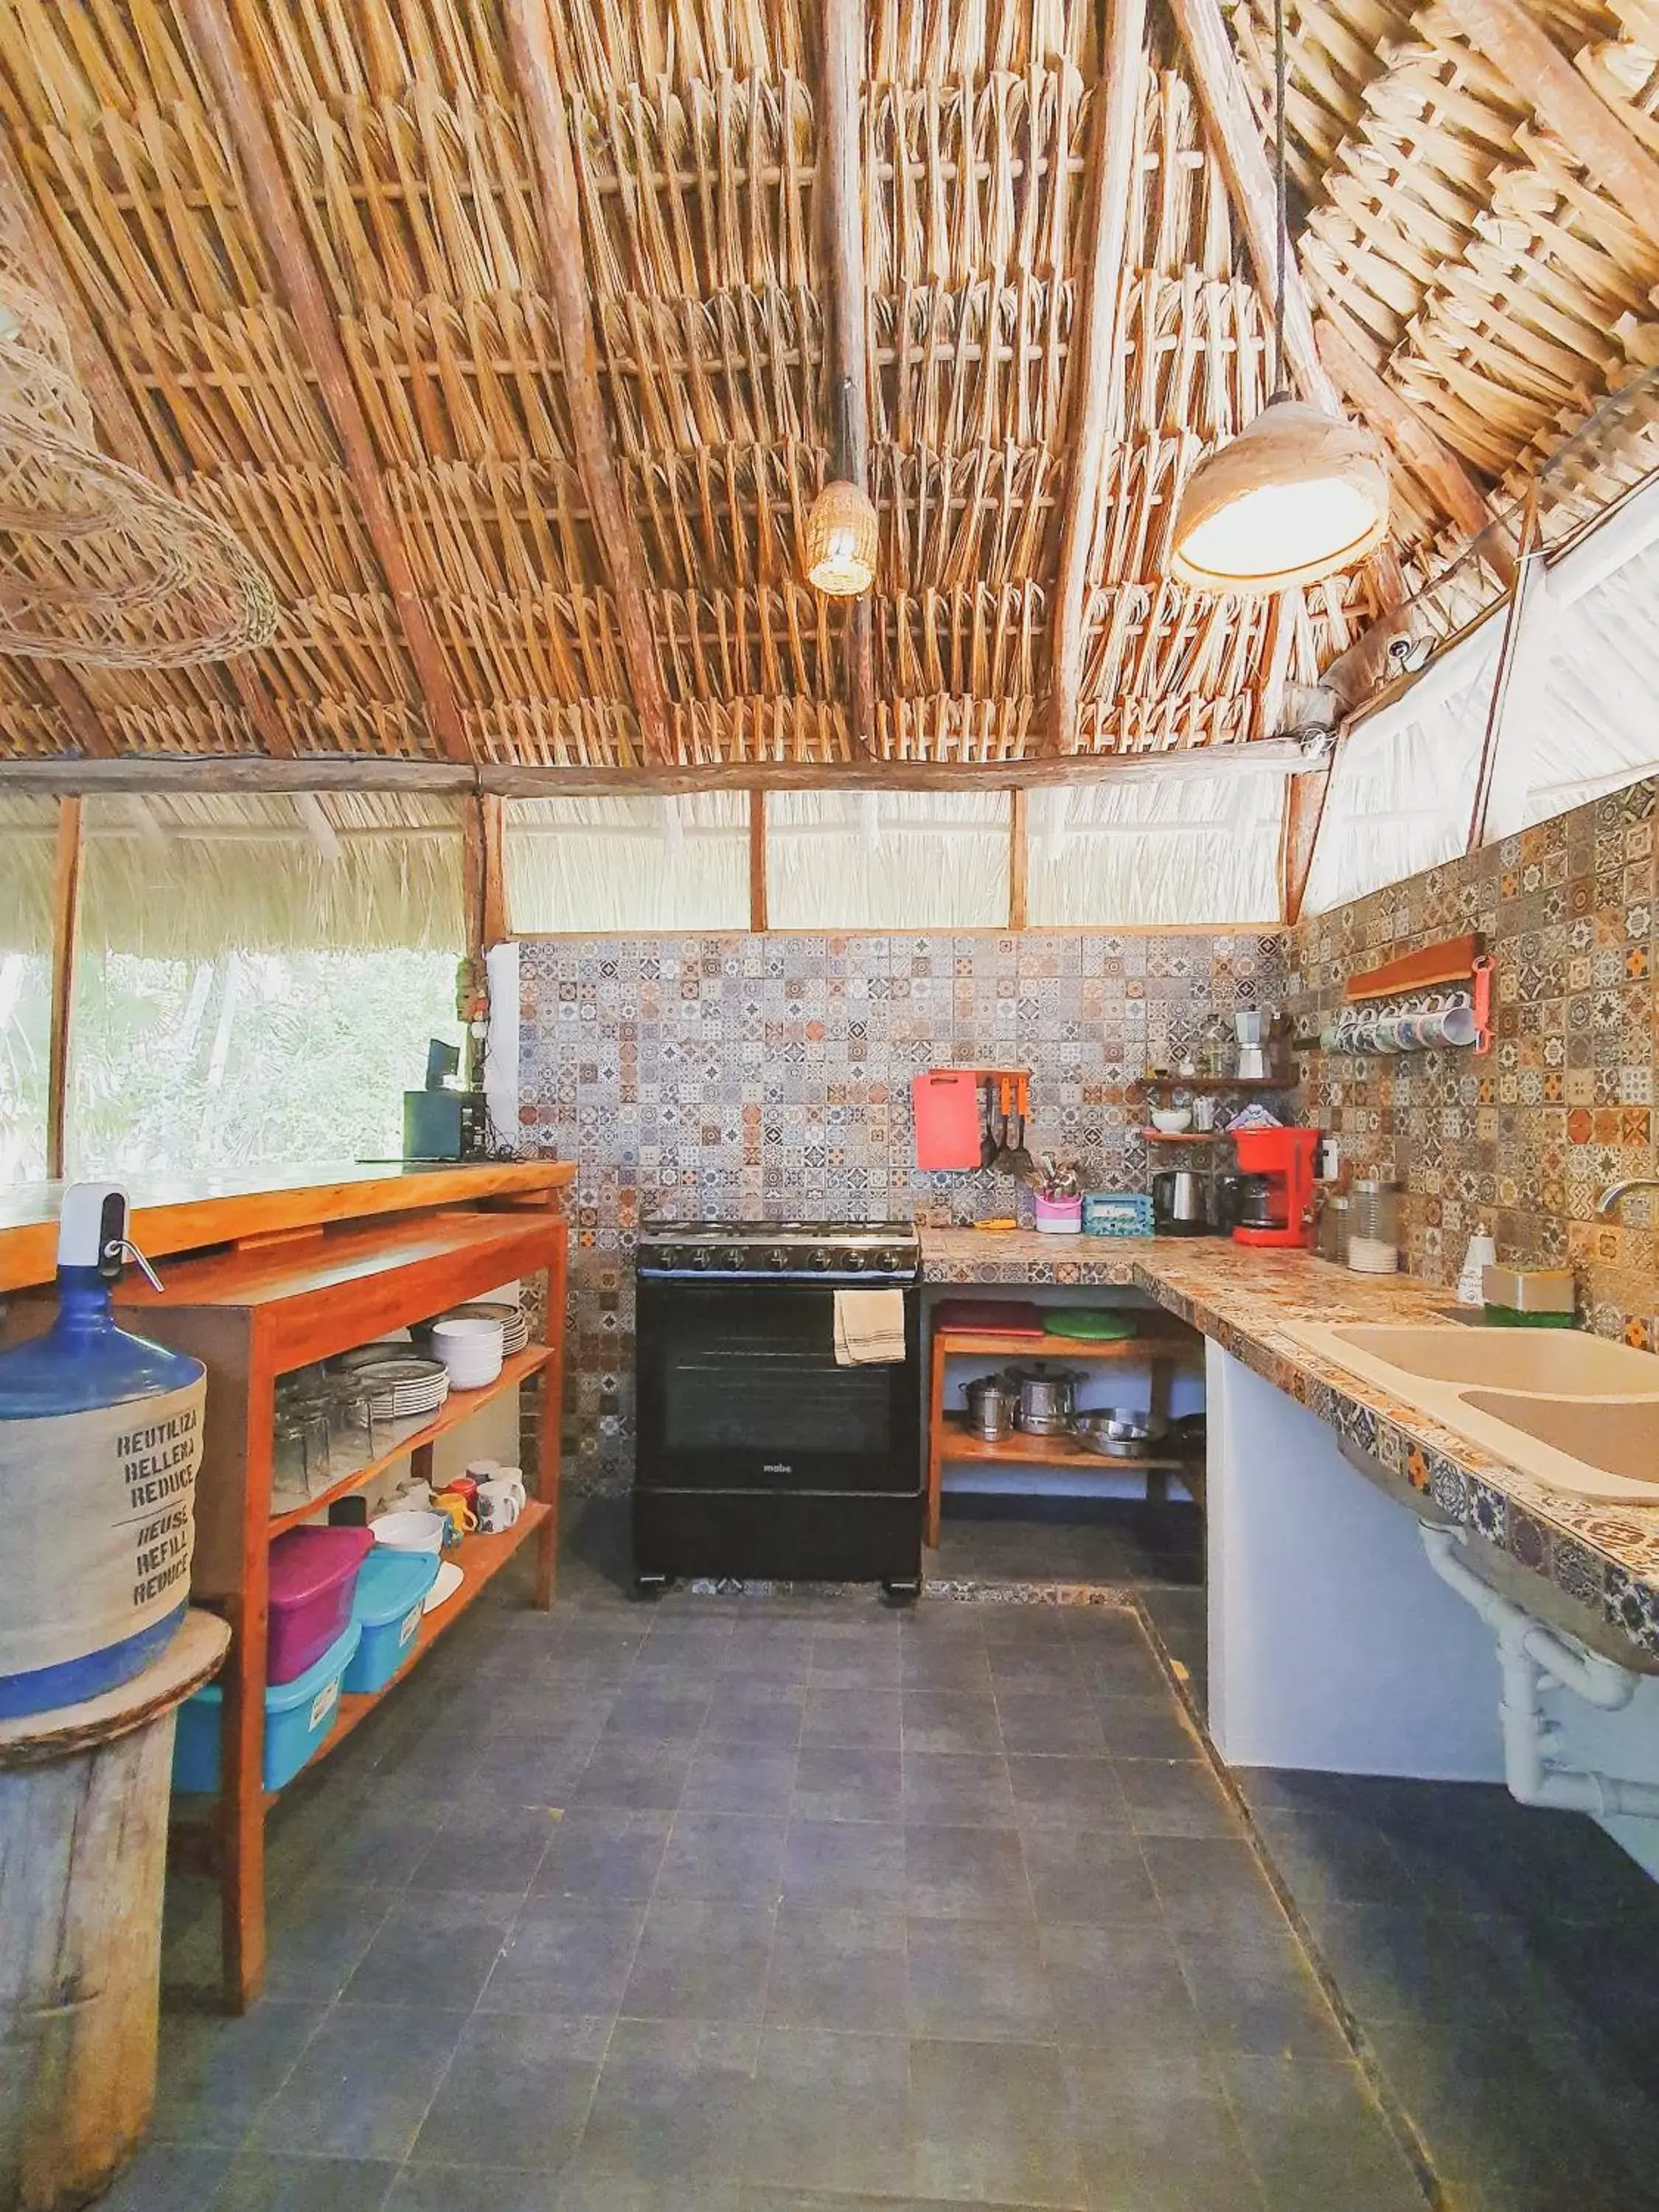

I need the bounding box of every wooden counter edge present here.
[0,1162,574,1295]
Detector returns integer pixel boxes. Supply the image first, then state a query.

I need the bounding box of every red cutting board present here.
[933,1299,1046,1337]
[912,1070,983,1170]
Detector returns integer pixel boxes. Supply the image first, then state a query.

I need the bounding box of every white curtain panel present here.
[766,790,1010,928]
[1026,773,1287,928]
[505,793,748,933]
[0,795,57,954]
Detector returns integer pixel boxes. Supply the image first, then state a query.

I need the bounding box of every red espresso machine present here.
[1227,1127,1321,1249]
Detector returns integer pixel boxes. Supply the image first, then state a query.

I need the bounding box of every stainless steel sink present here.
[1283,1319,1659,1503]
[1300,1324,1659,1396]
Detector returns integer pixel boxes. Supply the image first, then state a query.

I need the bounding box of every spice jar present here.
[1347,1179,1399,1275]
[1318,1193,1349,1265]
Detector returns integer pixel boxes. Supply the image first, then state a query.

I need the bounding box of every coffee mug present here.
[477,1473,526,1531]
[430,1490,477,1543]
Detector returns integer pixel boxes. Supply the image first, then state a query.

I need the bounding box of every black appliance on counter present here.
[633,1220,922,1596]
[1150,1169,1211,1237]
[403,1039,488,1161]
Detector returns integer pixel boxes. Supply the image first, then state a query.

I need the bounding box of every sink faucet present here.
[1595,1178,1659,1214]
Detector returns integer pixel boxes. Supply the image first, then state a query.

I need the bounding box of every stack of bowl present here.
[429,1314,504,1390]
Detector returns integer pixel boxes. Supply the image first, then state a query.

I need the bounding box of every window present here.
[766,792,1010,929]
[1026,776,1286,927]
[505,796,748,932]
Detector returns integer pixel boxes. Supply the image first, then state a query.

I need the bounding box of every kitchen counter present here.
[920,1228,1659,1662]
[0,1161,573,1294]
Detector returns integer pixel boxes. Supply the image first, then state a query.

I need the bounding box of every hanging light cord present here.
[1272,0,1288,399]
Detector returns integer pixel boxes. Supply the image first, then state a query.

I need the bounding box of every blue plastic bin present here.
[344,1545,440,1694]
[172,1617,361,1795]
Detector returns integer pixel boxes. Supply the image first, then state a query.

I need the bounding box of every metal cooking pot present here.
[963,1374,1018,1441]
[1004,1366,1085,1435]
[1071,1406,1169,1458]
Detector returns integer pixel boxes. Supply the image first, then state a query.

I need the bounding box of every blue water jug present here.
[0,1183,206,1718]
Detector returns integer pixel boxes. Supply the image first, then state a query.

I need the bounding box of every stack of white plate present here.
[430,1315,505,1389]
[437,1301,529,1356]
[347,1355,450,1426]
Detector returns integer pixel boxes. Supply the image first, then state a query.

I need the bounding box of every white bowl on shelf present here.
[430,1315,504,1390]
[370,1508,448,1556]
[1150,1107,1193,1134]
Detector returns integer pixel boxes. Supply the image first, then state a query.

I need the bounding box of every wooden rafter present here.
[502,0,669,767]
[38,666,117,760]
[1048,0,1149,757]
[1439,0,1659,242]
[46,796,83,1180]
[178,0,470,767]
[818,0,876,751]
[1164,0,1405,615]
[749,791,769,931]
[1279,761,1332,925]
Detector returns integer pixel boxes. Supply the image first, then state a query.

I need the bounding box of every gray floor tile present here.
[298,1805,439,1891]
[1255,1807,1422,1907]
[658,1814,790,1902]
[1141,1835,1287,1941]
[1040,1920,1201,2047]
[532,1807,673,1900]
[902,1750,1018,1828]
[1177,1931,1349,2063]
[765,1905,908,2033]
[382,2160,571,2210]
[703,1697,808,1750]
[621,1896,777,2025]
[1096,1696,1203,1761]
[1006,1754,1130,1829]
[573,1742,692,1811]
[793,1745,903,1822]
[478,1897,644,2016]
[467,1736,594,1806]
[1220,2053,1427,2212]
[1020,1825,1161,1927]
[1119,1757,1236,1839]
[251,2006,467,2163]
[576,2020,757,2187]
[742,2027,911,2194]
[600,1685,712,1743]
[782,1818,907,1907]
[810,1645,902,1688]
[149,2000,324,2148]
[682,1745,801,1816]
[993,1694,1107,1755]
[342,1892,521,2011]
[901,1692,1004,1755]
[802,1688,904,1748]
[409,2011,598,2171]
[97,2146,235,2212]
[906,1913,1056,2041]
[1061,2046,1262,2212]
[908,2037,1086,2205]
[410,1801,565,1893]
[905,1823,1032,1919]
[205,2152,397,2211]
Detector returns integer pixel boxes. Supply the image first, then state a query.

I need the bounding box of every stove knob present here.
[811,1248,835,1270]
[768,1247,793,1272]
[720,1246,746,1271]
[844,1250,866,1271]
[687,1248,712,1268]
[877,1251,905,1275]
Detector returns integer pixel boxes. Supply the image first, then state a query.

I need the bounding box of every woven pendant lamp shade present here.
[805,477,877,597]
[1169,397,1391,596]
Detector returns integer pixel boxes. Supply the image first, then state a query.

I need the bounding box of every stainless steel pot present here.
[1004,1366,1085,1435]
[1071,1406,1169,1458]
[963,1374,1018,1441]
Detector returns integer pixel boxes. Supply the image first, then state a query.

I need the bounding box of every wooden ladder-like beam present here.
[503,0,670,766]
[0,120,292,759]
[1048,0,1149,755]
[180,0,470,767]
[817,0,877,753]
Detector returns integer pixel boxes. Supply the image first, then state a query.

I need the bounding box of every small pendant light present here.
[805,375,877,597]
[1169,0,1388,595]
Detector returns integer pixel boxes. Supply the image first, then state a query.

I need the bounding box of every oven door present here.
[635,1276,919,1496]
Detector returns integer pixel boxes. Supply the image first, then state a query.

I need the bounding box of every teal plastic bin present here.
[344,1545,439,1694]
[173,1617,361,1795]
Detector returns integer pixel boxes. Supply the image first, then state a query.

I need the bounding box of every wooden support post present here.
[1279,762,1332,926]
[179,0,471,768]
[749,790,768,933]
[534,1211,568,1608]
[1009,788,1029,929]
[481,794,508,949]
[1165,0,1405,612]
[818,0,877,752]
[1049,0,1147,755]
[1441,0,1659,239]
[502,0,670,766]
[46,796,83,1180]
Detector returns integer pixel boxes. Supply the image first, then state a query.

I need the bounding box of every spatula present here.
[1005,1074,1040,1186]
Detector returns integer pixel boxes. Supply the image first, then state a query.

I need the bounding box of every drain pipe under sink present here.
[1419,1526,1659,1820]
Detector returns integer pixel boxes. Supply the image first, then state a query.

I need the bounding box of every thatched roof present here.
[0,0,1652,776]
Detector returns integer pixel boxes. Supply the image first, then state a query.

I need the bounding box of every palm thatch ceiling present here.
[0,0,1652,778]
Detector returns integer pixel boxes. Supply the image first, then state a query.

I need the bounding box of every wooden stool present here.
[0,1611,229,2212]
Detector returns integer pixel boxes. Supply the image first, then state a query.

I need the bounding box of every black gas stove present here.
[633,1218,923,1595]
[636,1219,921,1283]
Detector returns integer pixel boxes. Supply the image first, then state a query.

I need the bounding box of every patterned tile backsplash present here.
[518,931,1285,1490]
[1289,773,1659,1342]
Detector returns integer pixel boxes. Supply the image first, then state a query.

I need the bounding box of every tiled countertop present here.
[919,1229,1659,1660]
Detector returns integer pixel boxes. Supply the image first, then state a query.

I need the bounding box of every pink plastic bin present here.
[267,1525,373,1684]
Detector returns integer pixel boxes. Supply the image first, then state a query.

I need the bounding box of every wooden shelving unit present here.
[1137,1072,1290,1094]
[925,1323,1204,1548]
[122,1190,568,2012]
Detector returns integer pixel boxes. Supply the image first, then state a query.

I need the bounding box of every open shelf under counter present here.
[936,1414,1192,1474]
[268,1345,552,1534]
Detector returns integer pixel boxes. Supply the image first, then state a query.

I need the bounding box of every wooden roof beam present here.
[1440,0,1659,239]
[503,0,670,767]
[1049,0,1149,755]
[1315,306,1517,586]
[816,0,876,752]
[1165,0,1405,614]
[179,0,470,768]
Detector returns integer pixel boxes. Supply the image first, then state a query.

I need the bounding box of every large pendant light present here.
[805,375,877,597]
[1169,0,1388,595]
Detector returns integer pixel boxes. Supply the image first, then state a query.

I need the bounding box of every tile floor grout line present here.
[1130,1592,1447,2212]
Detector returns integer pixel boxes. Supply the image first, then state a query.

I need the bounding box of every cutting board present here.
[911,1070,983,1171]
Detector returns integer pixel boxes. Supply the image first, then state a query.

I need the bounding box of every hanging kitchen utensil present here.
[978,1080,1000,1169]
[990,1077,1019,1175]
[1005,1074,1040,1186]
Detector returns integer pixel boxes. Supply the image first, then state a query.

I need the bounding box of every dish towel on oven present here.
[833,1289,906,1366]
